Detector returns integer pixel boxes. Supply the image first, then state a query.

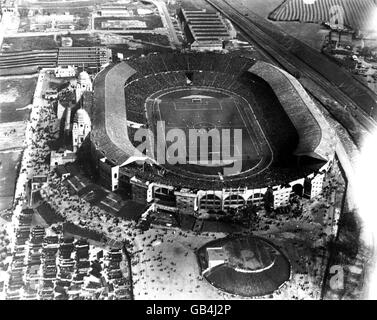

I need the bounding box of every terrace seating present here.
[122,52,296,153]
[125,53,256,81]
[93,52,313,191]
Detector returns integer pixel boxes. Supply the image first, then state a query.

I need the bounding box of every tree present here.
[359,46,372,57]
[263,187,274,214]
[342,56,357,71]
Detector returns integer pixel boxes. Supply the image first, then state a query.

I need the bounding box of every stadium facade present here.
[86,52,336,214]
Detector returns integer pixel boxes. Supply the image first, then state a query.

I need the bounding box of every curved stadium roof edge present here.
[249,61,335,161]
[92,57,335,170]
[93,62,146,165]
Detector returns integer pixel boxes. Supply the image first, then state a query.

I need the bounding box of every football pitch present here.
[146,87,272,177]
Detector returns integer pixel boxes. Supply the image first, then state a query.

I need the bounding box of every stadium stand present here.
[250,61,336,161]
[90,52,334,193]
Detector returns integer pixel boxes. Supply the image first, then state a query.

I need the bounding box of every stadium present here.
[89,52,336,213]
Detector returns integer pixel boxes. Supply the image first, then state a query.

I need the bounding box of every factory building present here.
[178,8,235,51]
[57,47,112,70]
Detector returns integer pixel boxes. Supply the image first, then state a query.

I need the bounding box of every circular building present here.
[197,236,291,297]
[88,52,336,213]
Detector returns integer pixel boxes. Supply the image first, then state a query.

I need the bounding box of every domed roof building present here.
[72,107,91,152]
[74,107,91,126]
[78,70,91,82]
[75,70,92,103]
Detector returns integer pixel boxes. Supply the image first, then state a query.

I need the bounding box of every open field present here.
[219,0,328,51]
[0,76,37,123]
[0,66,39,77]
[0,121,27,151]
[132,33,171,46]
[0,76,37,210]
[2,36,58,52]
[64,33,101,47]
[0,151,22,211]
[269,0,377,32]
[94,15,163,31]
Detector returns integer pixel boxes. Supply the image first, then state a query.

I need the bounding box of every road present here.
[206,0,377,135]
[4,28,168,38]
[147,0,180,49]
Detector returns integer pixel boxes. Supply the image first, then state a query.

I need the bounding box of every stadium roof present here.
[249,61,336,161]
[91,53,333,190]
[92,62,147,165]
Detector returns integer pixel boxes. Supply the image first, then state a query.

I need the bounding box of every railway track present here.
[0,50,57,69]
[207,0,377,135]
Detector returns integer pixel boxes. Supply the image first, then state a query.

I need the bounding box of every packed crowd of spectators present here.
[123,52,256,124]
[92,52,328,197]
[119,52,318,190]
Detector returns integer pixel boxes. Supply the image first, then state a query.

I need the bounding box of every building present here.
[206,247,227,269]
[75,71,92,103]
[101,20,147,29]
[57,47,112,70]
[30,176,48,191]
[190,40,223,52]
[43,89,58,100]
[175,189,198,214]
[29,175,48,205]
[72,108,91,152]
[56,101,65,120]
[224,39,253,51]
[54,65,76,78]
[304,171,326,199]
[64,105,73,138]
[178,8,234,51]
[1,0,17,15]
[89,53,336,214]
[61,37,73,47]
[50,150,77,168]
[96,3,133,17]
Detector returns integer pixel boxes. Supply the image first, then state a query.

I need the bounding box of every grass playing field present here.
[146,87,272,177]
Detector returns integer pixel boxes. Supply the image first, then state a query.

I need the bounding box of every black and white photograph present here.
[0,0,376,308]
